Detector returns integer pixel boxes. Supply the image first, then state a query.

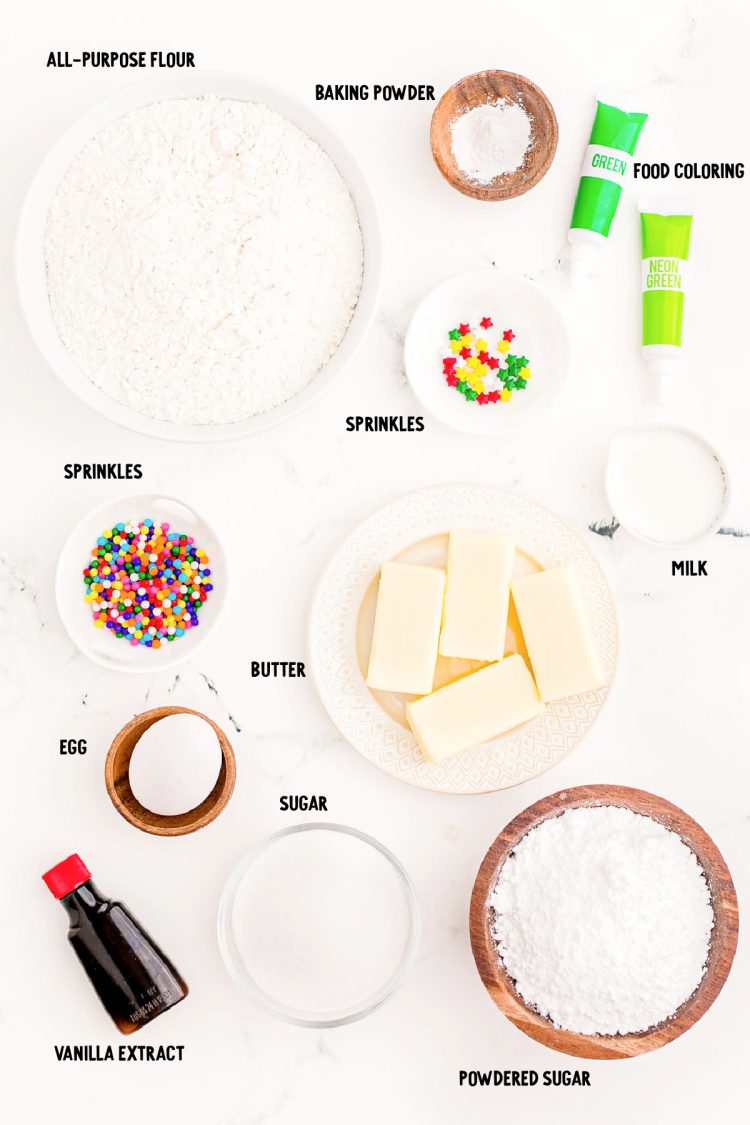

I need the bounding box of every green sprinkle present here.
[448,328,462,341]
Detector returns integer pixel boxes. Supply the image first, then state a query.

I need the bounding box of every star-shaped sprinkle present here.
[460,346,472,359]
[500,388,512,402]
[459,323,470,336]
[503,329,515,342]
[480,316,493,330]
[448,328,462,341]
[498,339,510,354]
[487,356,500,370]
[475,338,488,352]
[477,393,488,404]
[477,350,489,364]
[450,339,463,354]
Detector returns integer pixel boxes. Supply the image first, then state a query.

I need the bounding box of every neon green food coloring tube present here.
[568,98,648,286]
[640,203,693,402]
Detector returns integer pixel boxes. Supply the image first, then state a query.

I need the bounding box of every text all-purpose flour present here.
[45,96,364,425]
[490,805,714,1036]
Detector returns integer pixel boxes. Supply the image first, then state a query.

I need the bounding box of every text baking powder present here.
[490,806,714,1035]
[45,96,363,425]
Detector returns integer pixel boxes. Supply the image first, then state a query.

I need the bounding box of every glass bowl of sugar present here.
[217,823,420,1027]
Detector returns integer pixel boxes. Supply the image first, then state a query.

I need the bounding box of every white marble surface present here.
[2,0,749,1121]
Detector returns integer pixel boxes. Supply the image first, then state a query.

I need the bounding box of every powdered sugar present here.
[490,805,714,1036]
[45,96,363,425]
[450,100,532,185]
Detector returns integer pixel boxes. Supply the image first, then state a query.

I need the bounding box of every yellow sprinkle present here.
[475,338,488,352]
[519,366,530,378]
[479,364,489,378]
[500,389,512,402]
[450,339,462,354]
[460,334,474,346]
[498,339,510,354]
[84,593,96,603]
[94,619,105,628]
[467,355,480,369]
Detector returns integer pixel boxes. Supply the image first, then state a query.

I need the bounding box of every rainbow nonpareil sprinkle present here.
[82,520,213,648]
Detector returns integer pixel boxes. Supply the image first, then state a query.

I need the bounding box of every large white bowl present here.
[16,73,381,443]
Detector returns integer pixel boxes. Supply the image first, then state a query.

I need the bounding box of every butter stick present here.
[510,567,605,702]
[439,530,515,662]
[405,655,543,762]
[366,562,446,696]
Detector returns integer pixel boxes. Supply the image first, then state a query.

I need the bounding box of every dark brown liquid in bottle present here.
[61,880,188,1034]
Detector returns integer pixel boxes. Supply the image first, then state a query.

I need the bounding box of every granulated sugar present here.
[231,828,412,1017]
[490,805,714,1035]
[45,96,363,425]
[450,100,532,185]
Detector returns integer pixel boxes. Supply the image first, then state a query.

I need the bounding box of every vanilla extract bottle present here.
[43,854,188,1034]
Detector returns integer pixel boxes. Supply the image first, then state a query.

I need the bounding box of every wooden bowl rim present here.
[430,68,559,201]
[104,705,236,837]
[470,784,739,1059]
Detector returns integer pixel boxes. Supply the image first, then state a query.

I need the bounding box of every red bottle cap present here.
[42,854,91,899]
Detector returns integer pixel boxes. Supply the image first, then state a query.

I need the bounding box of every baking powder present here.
[450,100,532,185]
[45,96,363,425]
[490,805,714,1035]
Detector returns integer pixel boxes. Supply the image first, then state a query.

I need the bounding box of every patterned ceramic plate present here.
[308,484,617,794]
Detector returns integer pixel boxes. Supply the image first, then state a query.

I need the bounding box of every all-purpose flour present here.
[490,805,714,1036]
[45,96,363,425]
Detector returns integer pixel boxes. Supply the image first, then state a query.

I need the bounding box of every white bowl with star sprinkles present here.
[404,270,569,435]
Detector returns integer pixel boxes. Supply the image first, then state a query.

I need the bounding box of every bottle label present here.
[641,256,688,292]
[581,144,629,185]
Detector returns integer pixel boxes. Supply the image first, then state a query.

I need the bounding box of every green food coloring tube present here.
[640,202,693,402]
[568,98,648,286]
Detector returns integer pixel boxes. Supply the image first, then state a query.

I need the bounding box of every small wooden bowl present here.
[431,69,558,201]
[470,785,738,1059]
[105,706,236,837]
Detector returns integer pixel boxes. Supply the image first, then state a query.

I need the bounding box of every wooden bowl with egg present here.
[470,784,738,1059]
[105,706,236,837]
[430,69,558,201]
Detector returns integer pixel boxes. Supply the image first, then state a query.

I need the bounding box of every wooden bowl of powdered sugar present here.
[470,784,738,1059]
[431,69,558,201]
